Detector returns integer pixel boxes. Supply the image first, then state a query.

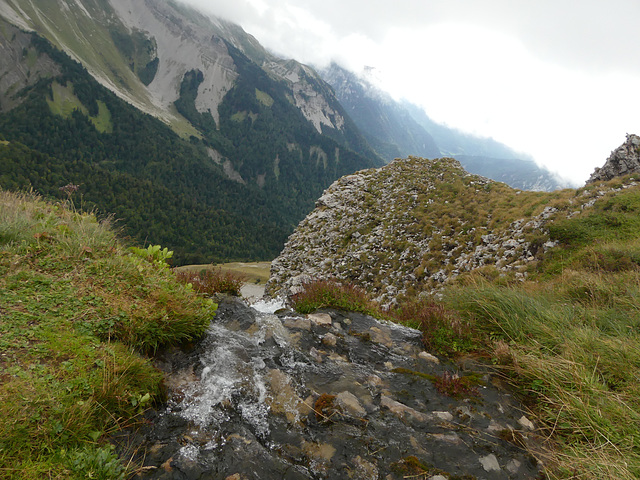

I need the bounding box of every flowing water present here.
[132,297,543,479]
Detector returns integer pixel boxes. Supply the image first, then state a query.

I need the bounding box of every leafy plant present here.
[129,244,173,269]
[65,445,126,480]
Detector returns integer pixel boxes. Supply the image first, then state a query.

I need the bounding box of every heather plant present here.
[174,267,246,296]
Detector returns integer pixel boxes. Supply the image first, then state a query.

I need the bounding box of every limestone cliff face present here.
[588,134,640,184]
[0,20,61,112]
[266,157,619,306]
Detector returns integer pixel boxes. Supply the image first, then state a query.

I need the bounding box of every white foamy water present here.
[175,307,296,443]
[250,297,286,314]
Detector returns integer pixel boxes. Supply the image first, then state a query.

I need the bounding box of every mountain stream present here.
[128,297,543,479]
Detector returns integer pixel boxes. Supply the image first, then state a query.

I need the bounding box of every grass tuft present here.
[290,279,379,316]
[389,298,476,356]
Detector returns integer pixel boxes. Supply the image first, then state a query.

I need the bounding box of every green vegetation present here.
[290,279,380,316]
[0,189,215,478]
[177,261,271,285]
[108,26,158,86]
[440,178,640,478]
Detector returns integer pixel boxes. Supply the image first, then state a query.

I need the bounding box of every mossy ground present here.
[0,190,215,479]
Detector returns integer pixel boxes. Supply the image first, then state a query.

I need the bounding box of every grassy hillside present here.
[441,180,640,478]
[0,189,216,479]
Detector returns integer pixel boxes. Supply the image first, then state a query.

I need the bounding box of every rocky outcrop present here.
[267,157,623,306]
[131,298,543,479]
[588,134,640,183]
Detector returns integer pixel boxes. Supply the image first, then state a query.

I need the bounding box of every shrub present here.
[290,279,379,316]
[174,267,246,296]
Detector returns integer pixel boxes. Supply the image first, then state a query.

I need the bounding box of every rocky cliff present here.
[588,134,640,183]
[267,157,631,306]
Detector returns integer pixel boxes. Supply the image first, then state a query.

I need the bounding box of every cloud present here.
[189,0,640,75]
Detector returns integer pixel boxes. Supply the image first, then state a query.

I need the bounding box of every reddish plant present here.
[433,371,479,399]
[175,268,246,296]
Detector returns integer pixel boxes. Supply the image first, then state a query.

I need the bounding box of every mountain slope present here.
[402,101,570,190]
[267,156,620,305]
[321,63,441,161]
[0,7,380,263]
[0,0,377,158]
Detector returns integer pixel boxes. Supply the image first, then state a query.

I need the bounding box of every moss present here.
[314,394,338,422]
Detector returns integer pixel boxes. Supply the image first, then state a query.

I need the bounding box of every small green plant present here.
[129,244,173,269]
[390,455,430,477]
[433,371,479,399]
[65,445,126,480]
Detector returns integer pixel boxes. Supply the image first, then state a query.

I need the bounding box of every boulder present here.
[588,134,640,183]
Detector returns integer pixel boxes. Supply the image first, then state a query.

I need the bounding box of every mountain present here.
[588,133,640,183]
[266,156,621,305]
[321,63,569,191]
[320,64,441,161]
[0,0,382,264]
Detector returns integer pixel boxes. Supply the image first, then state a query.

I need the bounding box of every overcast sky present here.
[183,0,640,185]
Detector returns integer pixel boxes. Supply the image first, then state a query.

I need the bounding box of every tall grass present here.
[445,282,640,479]
[0,189,215,478]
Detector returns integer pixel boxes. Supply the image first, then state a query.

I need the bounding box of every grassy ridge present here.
[0,190,215,479]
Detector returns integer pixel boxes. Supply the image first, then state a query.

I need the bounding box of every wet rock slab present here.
[129,298,543,479]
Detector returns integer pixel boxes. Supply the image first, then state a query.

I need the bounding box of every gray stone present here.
[308,313,333,326]
[335,391,366,417]
[418,351,440,364]
[380,395,427,422]
[518,415,535,430]
[282,317,311,330]
[321,332,337,347]
[479,453,501,472]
